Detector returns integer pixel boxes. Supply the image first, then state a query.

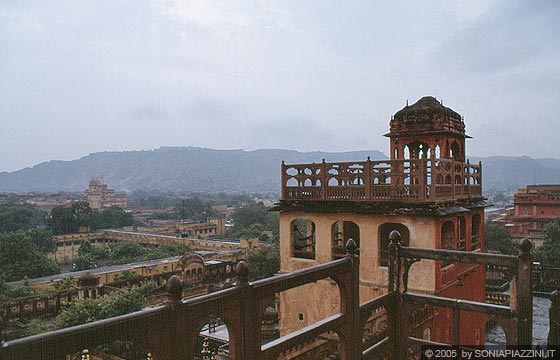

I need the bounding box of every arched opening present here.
[404,145,410,160]
[286,178,298,187]
[441,221,455,250]
[458,216,466,250]
[291,218,316,259]
[378,223,410,266]
[471,214,482,250]
[450,141,461,161]
[198,316,230,358]
[441,221,455,267]
[331,221,360,259]
[328,178,339,186]
[486,319,506,345]
[435,145,441,158]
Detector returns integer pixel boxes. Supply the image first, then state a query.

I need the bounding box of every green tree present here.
[0,231,60,281]
[0,204,47,233]
[71,201,93,228]
[56,281,156,329]
[52,277,76,291]
[231,203,267,230]
[174,198,219,221]
[247,245,280,281]
[93,206,134,229]
[72,252,98,271]
[27,229,55,253]
[47,206,75,235]
[485,221,518,255]
[110,241,146,262]
[538,218,560,266]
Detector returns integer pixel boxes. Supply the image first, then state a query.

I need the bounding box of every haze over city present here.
[1,0,559,172]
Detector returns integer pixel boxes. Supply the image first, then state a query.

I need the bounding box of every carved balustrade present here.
[2,236,551,360]
[282,158,482,203]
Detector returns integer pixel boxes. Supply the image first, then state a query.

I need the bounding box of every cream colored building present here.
[83,178,127,209]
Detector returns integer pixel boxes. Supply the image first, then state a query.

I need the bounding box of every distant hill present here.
[469,156,560,192]
[0,148,558,194]
[0,147,386,194]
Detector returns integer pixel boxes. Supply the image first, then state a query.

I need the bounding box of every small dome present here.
[388,96,466,138]
[393,96,461,120]
[263,306,279,324]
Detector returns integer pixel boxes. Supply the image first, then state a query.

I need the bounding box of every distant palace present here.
[83,178,127,209]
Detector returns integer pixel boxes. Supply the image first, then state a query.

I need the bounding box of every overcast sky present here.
[1,1,558,172]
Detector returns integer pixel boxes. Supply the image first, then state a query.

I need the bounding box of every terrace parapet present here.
[281,158,482,204]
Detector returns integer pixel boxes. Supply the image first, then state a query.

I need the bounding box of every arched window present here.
[291,218,316,259]
[441,221,455,250]
[331,221,360,259]
[458,216,466,250]
[471,214,482,250]
[378,223,410,266]
[441,221,455,267]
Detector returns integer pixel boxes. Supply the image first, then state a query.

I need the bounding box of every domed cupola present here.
[386,96,470,162]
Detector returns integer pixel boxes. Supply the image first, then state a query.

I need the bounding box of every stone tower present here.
[276,96,486,349]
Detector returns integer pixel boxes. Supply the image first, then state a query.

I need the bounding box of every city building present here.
[494,185,560,244]
[276,96,486,354]
[83,178,127,209]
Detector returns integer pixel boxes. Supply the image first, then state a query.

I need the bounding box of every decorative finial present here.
[346,238,358,255]
[236,261,249,286]
[166,275,183,303]
[389,230,402,245]
[519,238,533,260]
[406,99,409,106]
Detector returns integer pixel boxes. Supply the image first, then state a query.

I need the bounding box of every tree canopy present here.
[108,241,190,265]
[0,231,60,281]
[0,204,47,233]
[538,217,560,266]
[247,245,280,281]
[48,202,134,235]
[56,281,157,329]
[484,221,519,255]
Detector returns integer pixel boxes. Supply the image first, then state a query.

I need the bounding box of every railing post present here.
[466,159,471,197]
[366,157,372,201]
[516,239,533,345]
[430,154,437,200]
[548,290,559,346]
[387,230,407,360]
[281,161,286,200]
[338,239,361,360]
[419,157,426,201]
[236,261,262,360]
[321,159,327,200]
[164,275,185,360]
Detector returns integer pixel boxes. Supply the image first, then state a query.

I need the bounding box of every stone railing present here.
[282,158,482,203]
[2,237,552,359]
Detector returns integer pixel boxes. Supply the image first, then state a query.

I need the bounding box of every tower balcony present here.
[281,158,482,203]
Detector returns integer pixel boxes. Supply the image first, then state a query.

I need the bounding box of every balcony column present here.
[366,157,372,200]
[281,161,286,199]
[419,157,426,201]
[236,261,263,359]
[516,239,533,345]
[466,159,471,197]
[153,275,186,360]
[321,159,327,200]
[336,239,361,360]
[548,290,559,346]
[429,151,436,200]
